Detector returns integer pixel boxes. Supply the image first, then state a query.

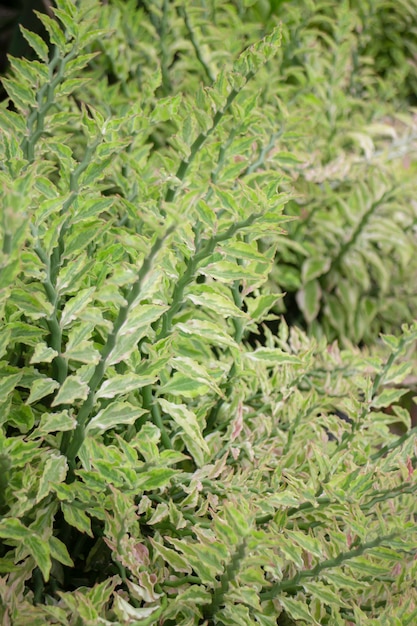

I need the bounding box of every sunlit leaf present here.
[85,402,147,434]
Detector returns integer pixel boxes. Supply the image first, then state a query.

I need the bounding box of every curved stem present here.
[62,226,175,468]
[260,531,400,601]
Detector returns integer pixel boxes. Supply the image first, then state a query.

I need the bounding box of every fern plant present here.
[0,1,416,625]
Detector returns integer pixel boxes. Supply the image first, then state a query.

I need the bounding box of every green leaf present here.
[0,260,20,291]
[285,530,323,558]
[195,199,216,229]
[176,320,238,348]
[245,348,301,365]
[0,108,26,134]
[25,533,52,581]
[0,329,12,360]
[0,558,19,574]
[169,356,224,397]
[221,241,268,262]
[80,156,115,187]
[151,93,182,123]
[322,570,367,591]
[199,259,267,282]
[380,334,400,350]
[348,557,391,577]
[61,502,93,537]
[135,467,179,490]
[382,361,413,386]
[214,516,239,546]
[302,257,331,283]
[371,387,408,409]
[108,304,168,365]
[2,77,35,108]
[51,375,90,406]
[60,288,96,328]
[303,581,348,607]
[186,288,247,318]
[149,538,192,573]
[269,491,301,507]
[10,288,54,319]
[279,596,319,624]
[64,222,107,258]
[30,343,59,364]
[36,453,68,503]
[6,403,34,433]
[20,26,50,62]
[158,399,210,465]
[26,378,60,405]
[0,518,51,581]
[65,53,101,77]
[0,517,29,542]
[224,504,250,536]
[85,402,147,434]
[72,197,114,223]
[0,373,22,401]
[296,280,321,324]
[38,410,76,434]
[63,341,101,365]
[95,373,159,399]
[36,12,67,52]
[113,595,162,621]
[9,57,47,86]
[275,151,303,165]
[246,294,282,322]
[49,535,74,567]
[166,537,225,583]
[160,373,211,398]
[279,538,304,568]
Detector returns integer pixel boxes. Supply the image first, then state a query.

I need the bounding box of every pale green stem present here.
[180,6,215,83]
[165,71,254,203]
[61,227,175,468]
[260,532,400,601]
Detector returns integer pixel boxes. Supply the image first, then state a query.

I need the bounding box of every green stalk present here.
[22,46,77,163]
[180,6,215,83]
[165,71,255,203]
[203,539,247,620]
[23,35,101,390]
[242,129,283,177]
[32,239,68,383]
[143,215,256,441]
[156,210,264,343]
[32,136,102,390]
[327,189,392,278]
[260,531,400,601]
[61,226,175,468]
[371,424,417,463]
[333,333,409,456]
[160,0,172,95]
[204,280,245,433]
[255,478,417,526]
[142,385,172,449]
[141,70,253,447]
[148,32,277,445]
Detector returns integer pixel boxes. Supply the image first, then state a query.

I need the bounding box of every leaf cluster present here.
[0,1,416,625]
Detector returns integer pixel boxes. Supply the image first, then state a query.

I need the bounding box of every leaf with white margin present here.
[245,348,302,365]
[158,399,210,466]
[96,373,159,399]
[86,402,147,434]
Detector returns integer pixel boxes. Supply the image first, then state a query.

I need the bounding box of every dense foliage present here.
[0,1,416,624]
